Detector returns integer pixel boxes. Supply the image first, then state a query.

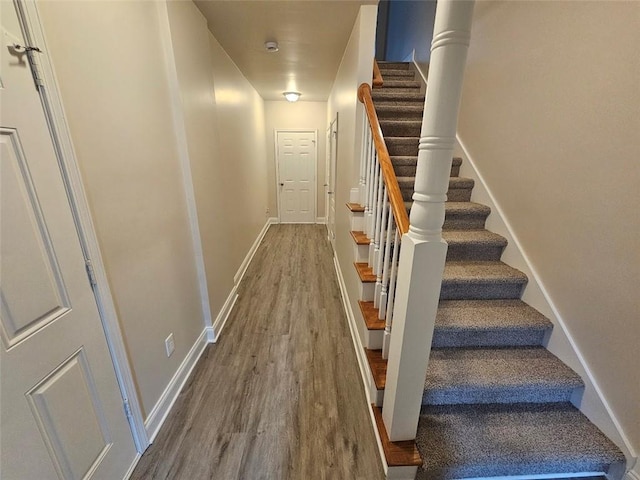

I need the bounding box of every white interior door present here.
[1,3,136,479]
[277,130,316,224]
[326,116,338,249]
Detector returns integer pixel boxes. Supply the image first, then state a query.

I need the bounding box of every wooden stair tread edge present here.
[354,262,376,282]
[365,349,387,390]
[371,405,422,467]
[358,301,385,330]
[346,202,365,212]
[350,230,370,245]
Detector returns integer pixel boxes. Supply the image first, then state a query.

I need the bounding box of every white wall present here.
[38,1,205,418]
[457,0,640,456]
[328,5,378,344]
[166,1,268,325]
[264,101,328,220]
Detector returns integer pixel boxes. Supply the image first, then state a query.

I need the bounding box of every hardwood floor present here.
[131,224,385,480]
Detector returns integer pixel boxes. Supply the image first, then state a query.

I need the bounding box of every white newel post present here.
[382,0,475,442]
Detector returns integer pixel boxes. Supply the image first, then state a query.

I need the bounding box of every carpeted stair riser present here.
[377,61,411,70]
[423,347,583,405]
[415,403,626,480]
[391,157,462,177]
[381,120,423,137]
[379,69,415,78]
[399,177,473,203]
[376,104,424,119]
[433,300,552,348]
[372,90,425,102]
[380,80,421,89]
[386,137,420,156]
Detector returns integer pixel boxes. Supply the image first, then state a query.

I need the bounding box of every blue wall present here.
[384,0,437,64]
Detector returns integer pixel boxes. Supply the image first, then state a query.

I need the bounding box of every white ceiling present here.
[195,0,377,102]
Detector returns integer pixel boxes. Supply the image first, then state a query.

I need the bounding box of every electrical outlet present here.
[165,333,175,357]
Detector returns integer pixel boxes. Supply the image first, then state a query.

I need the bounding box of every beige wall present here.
[166,1,267,323]
[207,33,268,272]
[328,5,378,344]
[264,101,328,219]
[38,1,204,418]
[458,0,640,452]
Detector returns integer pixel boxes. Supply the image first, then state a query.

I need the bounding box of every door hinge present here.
[14,43,45,89]
[123,398,133,421]
[85,259,97,287]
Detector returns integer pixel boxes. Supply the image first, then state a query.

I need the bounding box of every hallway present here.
[131,225,385,479]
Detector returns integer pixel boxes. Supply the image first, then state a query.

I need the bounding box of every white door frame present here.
[274,129,317,224]
[15,0,148,452]
[325,115,338,249]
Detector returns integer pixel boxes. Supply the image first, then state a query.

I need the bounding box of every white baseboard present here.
[625,459,640,480]
[209,285,239,342]
[316,217,327,224]
[144,328,208,442]
[455,135,636,463]
[233,218,275,285]
[123,452,142,479]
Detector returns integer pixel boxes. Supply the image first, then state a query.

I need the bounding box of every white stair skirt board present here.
[626,461,640,480]
[123,453,142,480]
[359,281,375,302]
[350,187,360,204]
[455,136,635,463]
[144,328,209,442]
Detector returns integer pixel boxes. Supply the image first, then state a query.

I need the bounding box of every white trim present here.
[17,0,149,451]
[144,328,209,442]
[233,217,275,285]
[316,217,327,224]
[456,135,636,461]
[274,129,318,224]
[626,464,640,480]
[411,49,429,86]
[209,286,239,342]
[156,1,213,332]
[123,453,142,480]
[349,187,360,204]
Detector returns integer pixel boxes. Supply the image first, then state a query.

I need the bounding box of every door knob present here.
[280,183,284,186]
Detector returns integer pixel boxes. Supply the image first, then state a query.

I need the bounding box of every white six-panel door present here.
[276,131,316,224]
[1,2,136,478]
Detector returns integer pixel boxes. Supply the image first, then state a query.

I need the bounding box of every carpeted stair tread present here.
[403,202,492,230]
[386,137,420,156]
[415,402,626,479]
[372,90,425,102]
[377,61,411,70]
[423,347,583,405]
[380,69,416,79]
[433,299,552,347]
[441,261,528,300]
[442,230,507,261]
[380,80,421,89]
[376,104,424,119]
[398,177,473,203]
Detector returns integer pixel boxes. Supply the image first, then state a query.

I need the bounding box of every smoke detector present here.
[264,41,279,52]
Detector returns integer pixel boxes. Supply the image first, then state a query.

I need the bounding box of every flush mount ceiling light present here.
[283,91,301,102]
[264,41,279,52]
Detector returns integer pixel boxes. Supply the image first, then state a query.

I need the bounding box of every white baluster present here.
[378,208,394,319]
[366,143,378,238]
[359,108,368,204]
[374,187,388,306]
[363,126,373,224]
[370,161,383,266]
[382,228,400,359]
[382,0,475,441]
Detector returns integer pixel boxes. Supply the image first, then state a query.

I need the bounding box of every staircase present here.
[349,61,625,479]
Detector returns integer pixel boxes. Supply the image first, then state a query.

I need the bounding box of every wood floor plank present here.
[130,224,385,480]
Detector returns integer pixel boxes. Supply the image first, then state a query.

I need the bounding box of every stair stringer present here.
[454,135,636,473]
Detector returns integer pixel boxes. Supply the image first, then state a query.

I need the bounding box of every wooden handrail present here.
[358,83,410,235]
[373,60,383,88]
